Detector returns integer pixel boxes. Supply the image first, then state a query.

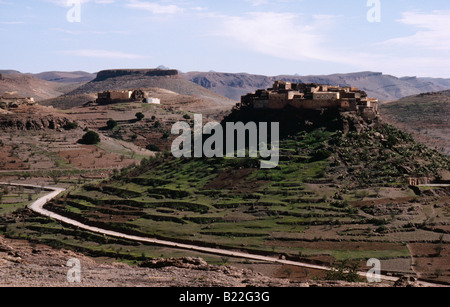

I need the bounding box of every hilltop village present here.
[240,81,379,120]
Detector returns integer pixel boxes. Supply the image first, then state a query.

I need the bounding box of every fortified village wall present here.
[240,81,379,120]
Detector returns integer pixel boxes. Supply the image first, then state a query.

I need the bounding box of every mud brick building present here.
[240,81,379,120]
[96,90,150,104]
[0,92,35,109]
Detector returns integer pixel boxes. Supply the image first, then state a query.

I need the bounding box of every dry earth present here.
[0,235,399,287]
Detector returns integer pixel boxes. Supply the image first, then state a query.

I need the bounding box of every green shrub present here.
[64,121,78,130]
[106,119,118,130]
[325,261,362,282]
[312,149,332,161]
[146,144,161,152]
[162,132,171,139]
[136,112,145,121]
[79,131,101,145]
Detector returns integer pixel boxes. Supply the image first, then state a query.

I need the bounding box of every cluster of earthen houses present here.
[0,92,35,109]
[96,90,160,105]
[240,81,379,119]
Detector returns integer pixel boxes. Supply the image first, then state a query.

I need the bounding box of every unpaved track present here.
[1,182,443,286]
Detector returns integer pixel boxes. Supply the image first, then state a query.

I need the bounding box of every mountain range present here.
[2,69,450,103]
[181,71,450,102]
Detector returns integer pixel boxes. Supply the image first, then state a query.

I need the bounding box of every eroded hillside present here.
[381,90,450,155]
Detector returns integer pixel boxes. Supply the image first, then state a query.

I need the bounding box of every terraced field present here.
[33,125,450,283]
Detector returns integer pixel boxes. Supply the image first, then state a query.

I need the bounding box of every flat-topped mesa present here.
[95,69,179,81]
[240,81,379,120]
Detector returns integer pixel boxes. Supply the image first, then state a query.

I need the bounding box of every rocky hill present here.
[94,69,178,81]
[182,71,450,102]
[31,71,96,83]
[381,90,450,155]
[0,73,72,101]
[0,104,72,131]
[65,69,236,111]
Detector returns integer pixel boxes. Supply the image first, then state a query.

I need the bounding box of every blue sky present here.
[1,0,450,77]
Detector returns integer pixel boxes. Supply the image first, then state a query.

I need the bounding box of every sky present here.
[0,0,450,78]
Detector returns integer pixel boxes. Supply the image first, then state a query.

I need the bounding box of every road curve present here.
[1,182,433,285]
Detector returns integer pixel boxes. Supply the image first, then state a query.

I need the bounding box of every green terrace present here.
[34,124,450,265]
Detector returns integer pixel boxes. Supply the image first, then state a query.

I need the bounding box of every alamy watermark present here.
[171,114,280,169]
[67,0,82,23]
[367,0,381,23]
[67,258,82,283]
[366,258,382,283]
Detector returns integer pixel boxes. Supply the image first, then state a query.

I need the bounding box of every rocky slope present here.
[0,73,77,101]
[0,104,72,131]
[66,69,236,111]
[0,235,398,287]
[381,90,450,155]
[31,71,96,84]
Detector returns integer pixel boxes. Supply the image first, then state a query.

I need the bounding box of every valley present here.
[0,68,449,287]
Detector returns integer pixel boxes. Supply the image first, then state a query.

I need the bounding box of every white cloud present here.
[61,49,147,59]
[380,10,450,51]
[245,0,269,6]
[212,9,450,77]
[46,0,114,6]
[215,12,355,64]
[126,0,184,14]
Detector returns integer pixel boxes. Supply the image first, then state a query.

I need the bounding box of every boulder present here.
[393,276,418,287]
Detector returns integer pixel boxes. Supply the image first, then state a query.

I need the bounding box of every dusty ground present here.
[0,235,284,287]
[0,235,398,288]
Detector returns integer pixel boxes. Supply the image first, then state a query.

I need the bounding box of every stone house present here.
[96,90,149,104]
[0,92,35,109]
[241,81,379,120]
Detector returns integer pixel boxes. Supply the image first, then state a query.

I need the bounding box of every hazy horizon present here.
[1,0,450,78]
[2,68,449,81]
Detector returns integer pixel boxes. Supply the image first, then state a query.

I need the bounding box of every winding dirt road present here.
[2,182,440,286]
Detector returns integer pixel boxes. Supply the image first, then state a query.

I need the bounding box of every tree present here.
[64,121,78,130]
[146,144,161,152]
[136,112,145,121]
[106,119,118,130]
[162,131,170,139]
[80,131,101,145]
